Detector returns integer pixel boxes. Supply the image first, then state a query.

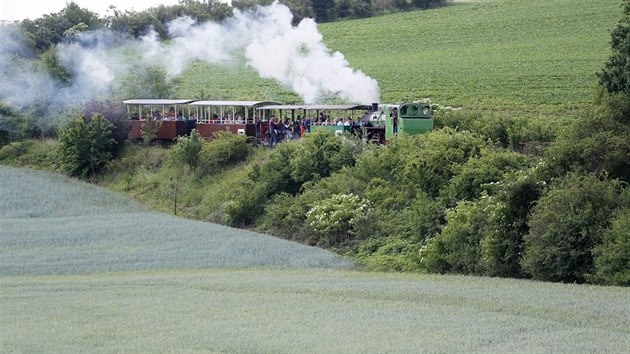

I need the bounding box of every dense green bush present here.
[197,131,251,175]
[400,128,488,197]
[224,179,268,226]
[598,0,630,96]
[541,106,630,183]
[57,114,116,178]
[420,198,493,274]
[81,100,129,157]
[354,236,423,272]
[226,132,365,226]
[0,139,59,170]
[306,193,370,246]
[433,109,555,151]
[420,163,545,278]
[588,208,630,286]
[440,150,530,206]
[170,129,204,173]
[521,173,629,283]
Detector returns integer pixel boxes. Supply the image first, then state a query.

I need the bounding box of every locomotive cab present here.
[384,102,433,141]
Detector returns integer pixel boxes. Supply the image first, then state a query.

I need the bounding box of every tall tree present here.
[598,1,630,95]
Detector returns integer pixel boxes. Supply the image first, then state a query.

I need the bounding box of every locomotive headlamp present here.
[423,106,430,115]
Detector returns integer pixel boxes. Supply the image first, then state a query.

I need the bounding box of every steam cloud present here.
[0,1,380,112]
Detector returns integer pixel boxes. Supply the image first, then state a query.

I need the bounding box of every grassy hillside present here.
[1,166,629,352]
[174,0,619,114]
[0,166,352,275]
[2,269,629,352]
[321,0,619,110]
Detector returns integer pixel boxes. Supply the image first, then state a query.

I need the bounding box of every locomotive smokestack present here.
[371,103,378,112]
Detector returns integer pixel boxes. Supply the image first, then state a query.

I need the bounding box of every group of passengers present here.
[259,113,366,147]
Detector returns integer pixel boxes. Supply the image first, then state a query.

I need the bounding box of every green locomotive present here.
[371,102,434,141]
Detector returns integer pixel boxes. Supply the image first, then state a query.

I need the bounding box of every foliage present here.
[420,198,494,275]
[354,236,423,271]
[433,109,556,150]
[140,120,160,147]
[39,47,73,83]
[107,0,232,39]
[171,129,204,172]
[0,140,59,170]
[588,208,630,286]
[440,149,530,206]
[19,2,103,52]
[399,128,488,197]
[57,114,116,178]
[81,99,128,156]
[305,193,370,246]
[541,104,630,183]
[197,131,251,176]
[289,130,368,184]
[521,173,629,283]
[598,0,630,96]
[226,132,365,226]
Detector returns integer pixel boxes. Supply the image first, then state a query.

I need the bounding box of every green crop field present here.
[1,166,629,352]
[0,166,353,274]
[174,0,620,114]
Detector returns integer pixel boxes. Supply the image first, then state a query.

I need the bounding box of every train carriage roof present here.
[305,104,371,111]
[257,105,307,110]
[123,99,197,105]
[189,100,280,107]
[257,104,371,111]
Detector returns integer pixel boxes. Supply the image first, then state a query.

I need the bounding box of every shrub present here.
[420,198,494,275]
[480,166,544,277]
[0,140,31,162]
[171,129,203,173]
[224,179,267,226]
[597,0,630,96]
[289,130,365,184]
[305,193,370,246]
[440,150,530,206]
[81,99,128,156]
[354,236,423,272]
[588,208,630,286]
[434,109,555,151]
[198,131,251,175]
[399,128,488,197]
[521,173,629,283]
[542,107,630,183]
[57,114,115,178]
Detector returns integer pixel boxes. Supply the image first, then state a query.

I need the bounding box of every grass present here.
[1,269,629,352]
[1,166,629,352]
[0,165,352,275]
[320,0,620,110]
[172,0,620,115]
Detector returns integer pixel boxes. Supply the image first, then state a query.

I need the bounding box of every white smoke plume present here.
[0,1,379,114]
[142,2,380,103]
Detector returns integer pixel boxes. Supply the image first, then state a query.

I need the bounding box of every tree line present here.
[15,0,447,54]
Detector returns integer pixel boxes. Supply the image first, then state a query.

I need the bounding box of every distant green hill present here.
[174,0,619,114]
[0,166,352,275]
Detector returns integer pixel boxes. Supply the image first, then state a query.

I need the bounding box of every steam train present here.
[123,99,433,143]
